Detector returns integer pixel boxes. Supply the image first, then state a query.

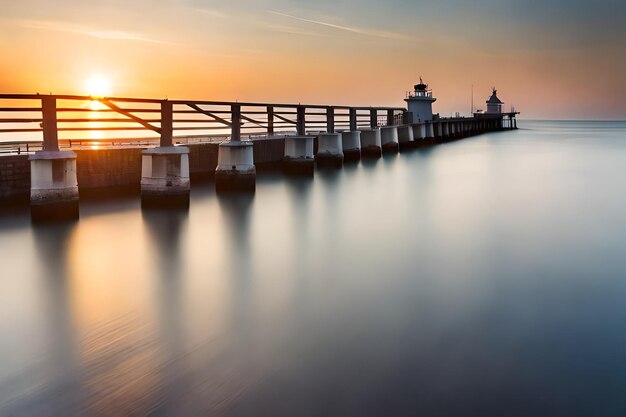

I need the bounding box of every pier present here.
[0,84,518,220]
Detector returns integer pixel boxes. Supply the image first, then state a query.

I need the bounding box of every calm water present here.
[2,121,626,416]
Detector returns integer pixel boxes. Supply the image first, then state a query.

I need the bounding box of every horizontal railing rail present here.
[0,93,406,154]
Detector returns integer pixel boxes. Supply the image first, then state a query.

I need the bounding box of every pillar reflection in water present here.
[142,207,189,414]
[24,223,83,416]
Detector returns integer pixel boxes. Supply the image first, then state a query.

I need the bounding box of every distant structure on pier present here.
[405,77,436,122]
[485,88,504,114]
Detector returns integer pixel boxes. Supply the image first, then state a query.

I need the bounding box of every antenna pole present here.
[471,84,474,116]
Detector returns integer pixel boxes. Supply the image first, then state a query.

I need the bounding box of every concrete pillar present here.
[30,96,79,221]
[449,123,456,139]
[433,122,441,139]
[283,136,314,175]
[141,146,190,207]
[411,123,425,140]
[380,126,399,153]
[141,101,191,207]
[442,122,449,140]
[341,131,361,162]
[360,128,382,158]
[425,122,435,139]
[215,142,256,192]
[397,125,415,150]
[316,133,343,168]
[29,151,79,222]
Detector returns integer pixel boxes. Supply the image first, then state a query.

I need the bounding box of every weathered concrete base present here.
[341,131,361,162]
[343,148,361,162]
[29,151,79,222]
[417,138,439,147]
[400,141,421,151]
[31,195,79,223]
[425,123,435,139]
[380,126,399,154]
[141,146,190,208]
[315,153,343,169]
[361,146,382,158]
[360,128,382,159]
[215,169,256,192]
[141,192,189,209]
[283,136,314,176]
[397,125,415,152]
[215,141,256,192]
[283,157,314,176]
[316,133,343,169]
[381,142,399,153]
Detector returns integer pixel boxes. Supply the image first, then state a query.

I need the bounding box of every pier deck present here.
[0,93,518,204]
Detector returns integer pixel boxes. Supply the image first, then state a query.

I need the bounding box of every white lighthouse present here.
[405,78,436,122]
[486,88,504,114]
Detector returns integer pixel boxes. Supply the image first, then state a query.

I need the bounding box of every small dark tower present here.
[486,88,503,114]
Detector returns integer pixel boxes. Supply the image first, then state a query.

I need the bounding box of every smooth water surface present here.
[2,121,626,416]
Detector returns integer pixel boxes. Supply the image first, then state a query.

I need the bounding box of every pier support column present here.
[380,126,399,153]
[30,96,79,222]
[411,123,425,141]
[316,133,343,168]
[341,131,361,162]
[30,151,79,222]
[141,101,190,207]
[442,122,449,140]
[397,125,415,150]
[434,122,443,140]
[141,146,190,207]
[360,128,382,158]
[425,122,435,139]
[215,142,256,192]
[283,136,314,175]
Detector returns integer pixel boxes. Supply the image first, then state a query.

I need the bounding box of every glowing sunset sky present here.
[0,0,624,119]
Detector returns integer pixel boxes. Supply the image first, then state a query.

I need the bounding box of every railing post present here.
[231,104,241,142]
[41,96,59,152]
[326,106,335,133]
[160,100,173,147]
[349,108,357,131]
[267,106,274,135]
[387,109,395,126]
[370,109,377,128]
[297,106,306,136]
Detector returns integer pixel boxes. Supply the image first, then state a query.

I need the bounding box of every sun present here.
[85,75,112,97]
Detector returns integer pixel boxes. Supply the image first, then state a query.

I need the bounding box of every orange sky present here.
[1,0,625,119]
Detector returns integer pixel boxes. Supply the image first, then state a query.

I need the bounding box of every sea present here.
[1,120,626,416]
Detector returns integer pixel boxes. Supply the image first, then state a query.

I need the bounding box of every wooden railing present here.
[0,94,406,154]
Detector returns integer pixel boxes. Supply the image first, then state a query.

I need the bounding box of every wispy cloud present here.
[263,23,329,37]
[189,8,228,19]
[16,19,174,45]
[267,10,414,41]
